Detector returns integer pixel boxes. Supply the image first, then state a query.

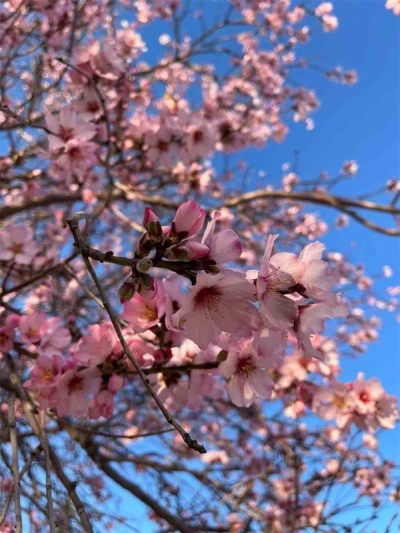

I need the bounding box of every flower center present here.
[142,305,157,322]
[359,391,370,403]
[41,368,56,382]
[236,355,254,377]
[334,394,346,409]
[59,126,75,142]
[192,129,204,144]
[194,286,222,312]
[68,376,83,393]
[10,243,24,255]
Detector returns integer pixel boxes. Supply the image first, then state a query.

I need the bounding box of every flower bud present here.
[138,273,154,292]
[136,258,153,273]
[137,233,154,257]
[118,276,136,304]
[171,201,206,240]
[143,207,163,242]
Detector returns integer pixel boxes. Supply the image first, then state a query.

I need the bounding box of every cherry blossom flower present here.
[24,355,64,409]
[56,366,102,417]
[122,283,166,332]
[19,312,47,344]
[172,271,260,348]
[0,225,38,265]
[386,0,400,15]
[45,107,96,152]
[257,235,304,330]
[219,343,274,407]
[89,389,115,419]
[72,322,118,366]
[38,317,71,356]
[200,211,242,265]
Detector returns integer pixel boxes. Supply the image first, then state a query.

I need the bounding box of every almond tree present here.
[0,1,399,532]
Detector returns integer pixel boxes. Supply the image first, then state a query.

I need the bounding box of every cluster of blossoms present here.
[15,201,396,432]
[312,373,398,432]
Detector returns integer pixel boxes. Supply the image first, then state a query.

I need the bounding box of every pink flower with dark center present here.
[0,225,38,265]
[122,284,166,333]
[24,355,64,409]
[173,271,260,349]
[56,366,102,417]
[219,343,274,407]
[45,107,96,152]
[257,235,304,330]
[19,312,47,344]
[72,322,118,366]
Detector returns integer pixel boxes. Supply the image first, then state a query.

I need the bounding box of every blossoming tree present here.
[0,1,399,531]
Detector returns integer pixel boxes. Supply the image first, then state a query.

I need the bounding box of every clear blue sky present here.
[105,2,400,530]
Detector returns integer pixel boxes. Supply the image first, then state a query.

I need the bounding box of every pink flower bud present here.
[143,207,163,241]
[171,201,206,239]
[118,276,136,304]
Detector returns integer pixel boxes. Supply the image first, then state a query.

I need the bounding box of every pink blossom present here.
[375,394,399,429]
[185,121,216,158]
[252,327,286,368]
[19,312,47,344]
[108,374,124,394]
[201,211,242,265]
[145,126,179,166]
[386,0,400,15]
[295,297,349,358]
[341,160,358,175]
[73,322,118,366]
[38,317,71,356]
[89,389,115,419]
[24,355,64,409]
[45,107,96,152]
[122,284,165,332]
[315,2,333,17]
[219,343,274,407]
[171,201,206,238]
[312,382,353,423]
[172,271,260,348]
[166,240,210,260]
[321,14,338,32]
[257,235,304,330]
[124,330,156,368]
[0,225,38,265]
[351,372,384,415]
[56,366,102,417]
[298,241,338,297]
[0,315,19,353]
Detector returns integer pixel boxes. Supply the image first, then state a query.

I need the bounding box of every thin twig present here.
[0,445,42,527]
[7,393,23,533]
[66,212,207,454]
[5,356,94,533]
[39,411,57,532]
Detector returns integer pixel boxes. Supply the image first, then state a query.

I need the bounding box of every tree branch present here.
[66,212,207,455]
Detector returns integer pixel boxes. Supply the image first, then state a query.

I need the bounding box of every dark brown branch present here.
[224,189,400,236]
[83,441,197,533]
